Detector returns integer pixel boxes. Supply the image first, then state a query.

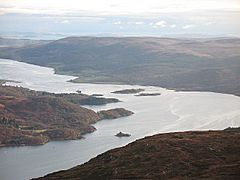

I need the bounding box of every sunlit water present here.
[0,58,240,180]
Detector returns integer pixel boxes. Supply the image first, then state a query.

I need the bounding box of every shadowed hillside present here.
[0,37,239,95]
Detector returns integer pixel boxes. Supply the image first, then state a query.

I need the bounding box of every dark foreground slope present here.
[1,37,240,95]
[38,129,240,180]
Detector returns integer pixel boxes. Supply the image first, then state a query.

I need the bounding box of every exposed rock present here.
[111,88,144,94]
[91,94,103,97]
[224,126,240,131]
[75,96,120,105]
[115,132,131,137]
[97,108,134,120]
[0,127,49,147]
[135,93,161,96]
[37,129,240,180]
[54,93,120,105]
[76,90,82,94]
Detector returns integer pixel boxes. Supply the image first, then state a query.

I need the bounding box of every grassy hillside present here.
[0,37,240,95]
[37,128,240,179]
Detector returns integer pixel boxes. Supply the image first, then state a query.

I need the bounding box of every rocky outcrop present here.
[135,93,161,96]
[91,94,103,97]
[115,132,131,137]
[0,126,49,147]
[37,129,240,180]
[55,93,120,105]
[111,88,144,94]
[97,108,134,120]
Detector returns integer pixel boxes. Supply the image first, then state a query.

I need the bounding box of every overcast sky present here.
[0,0,239,38]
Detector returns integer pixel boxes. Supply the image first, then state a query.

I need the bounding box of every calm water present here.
[0,58,240,180]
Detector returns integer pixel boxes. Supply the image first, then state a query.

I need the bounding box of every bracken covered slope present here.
[38,129,240,180]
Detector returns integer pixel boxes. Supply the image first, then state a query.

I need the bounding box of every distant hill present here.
[0,37,51,47]
[37,129,240,179]
[0,37,240,95]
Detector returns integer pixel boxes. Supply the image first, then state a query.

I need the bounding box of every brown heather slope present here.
[37,129,240,180]
[0,91,100,147]
[0,85,131,147]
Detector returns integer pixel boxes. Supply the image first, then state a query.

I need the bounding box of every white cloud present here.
[150,20,167,28]
[61,20,69,24]
[0,0,239,16]
[127,21,145,25]
[113,21,121,25]
[155,21,167,27]
[0,0,239,37]
[205,22,215,26]
[135,21,144,25]
[182,24,195,29]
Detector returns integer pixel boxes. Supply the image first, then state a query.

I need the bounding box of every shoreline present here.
[1,58,239,97]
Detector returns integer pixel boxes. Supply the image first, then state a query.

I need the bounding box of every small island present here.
[91,94,104,97]
[111,88,144,94]
[135,93,161,97]
[115,132,131,137]
[76,90,82,94]
[98,108,134,120]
